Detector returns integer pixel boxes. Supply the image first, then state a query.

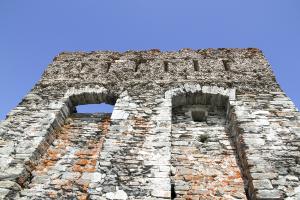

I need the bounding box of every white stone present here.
[254,119,270,126]
[114,190,128,200]
[111,110,129,120]
[91,172,102,183]
[105,190,128,200]
[151,189,170,198]
[105,192,115,199]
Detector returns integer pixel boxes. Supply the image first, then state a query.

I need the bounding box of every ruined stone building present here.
[0,48,299,200]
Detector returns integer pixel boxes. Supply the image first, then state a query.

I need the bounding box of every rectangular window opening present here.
[193,60,199,71]
[134,58,147,72]
[192,110,207,122]
[107,62,112,73]
[164,61,169,72]
[171,183,177,199]
[222,60,230,71]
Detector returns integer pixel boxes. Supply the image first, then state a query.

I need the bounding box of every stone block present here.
[255,189,282,199]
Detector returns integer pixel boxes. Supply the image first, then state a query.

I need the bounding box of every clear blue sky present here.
[0,1,299,119]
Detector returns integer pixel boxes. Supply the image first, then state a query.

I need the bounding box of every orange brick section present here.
[171,105,247,199]
[20,113,111,199]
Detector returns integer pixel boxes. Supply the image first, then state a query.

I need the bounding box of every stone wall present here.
[21,113,110,199]
[0,49,299,199]
[171,104,247,199]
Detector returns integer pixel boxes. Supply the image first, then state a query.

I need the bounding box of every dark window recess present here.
[222,60,230,71]
[193,60,199,71]
[134,58,147,72]
[107,62,112,73]
[164,61,169,72]
[171,183,177,199]
[257,74,262,80]
[192,111,207,122]
[198,134,209,143]
[80,62,88,71]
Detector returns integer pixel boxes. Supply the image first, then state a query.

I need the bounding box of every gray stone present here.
[252,179,273,190]
[256,189,282,199]
[0,188,11,199]
[0,181,21,191]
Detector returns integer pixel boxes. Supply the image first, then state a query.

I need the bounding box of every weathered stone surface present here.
[0,49,299,199]
[171,104,247,199]
[20,113,110,199]
[255,189,283,199]
[0,181,21,191]
[106,189,128,200]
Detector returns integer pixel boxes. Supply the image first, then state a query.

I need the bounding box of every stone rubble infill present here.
[17,113,111,199]
[171,105,247,199]
[89,94,172,200]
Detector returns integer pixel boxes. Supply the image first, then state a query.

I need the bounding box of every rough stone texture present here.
[20,113,110,199]
[0,48,299,199]
[171,105,247,199]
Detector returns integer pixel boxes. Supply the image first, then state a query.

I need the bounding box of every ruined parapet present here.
[0,48,299,199]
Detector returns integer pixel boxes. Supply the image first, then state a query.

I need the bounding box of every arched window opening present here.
[170,92,247,199]
[24,90,118,198]
[171,92,228,125]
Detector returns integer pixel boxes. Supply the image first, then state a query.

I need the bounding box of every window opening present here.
[107,62,112,73]
[75,103,114,114]
[222,60,230,71]
[191,110,207,122]
[193,60,199,71]
[164,61,169,72]
[134,58,147,72]
[171,183,177,199]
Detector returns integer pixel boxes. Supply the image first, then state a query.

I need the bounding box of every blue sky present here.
[0,1,299,119]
